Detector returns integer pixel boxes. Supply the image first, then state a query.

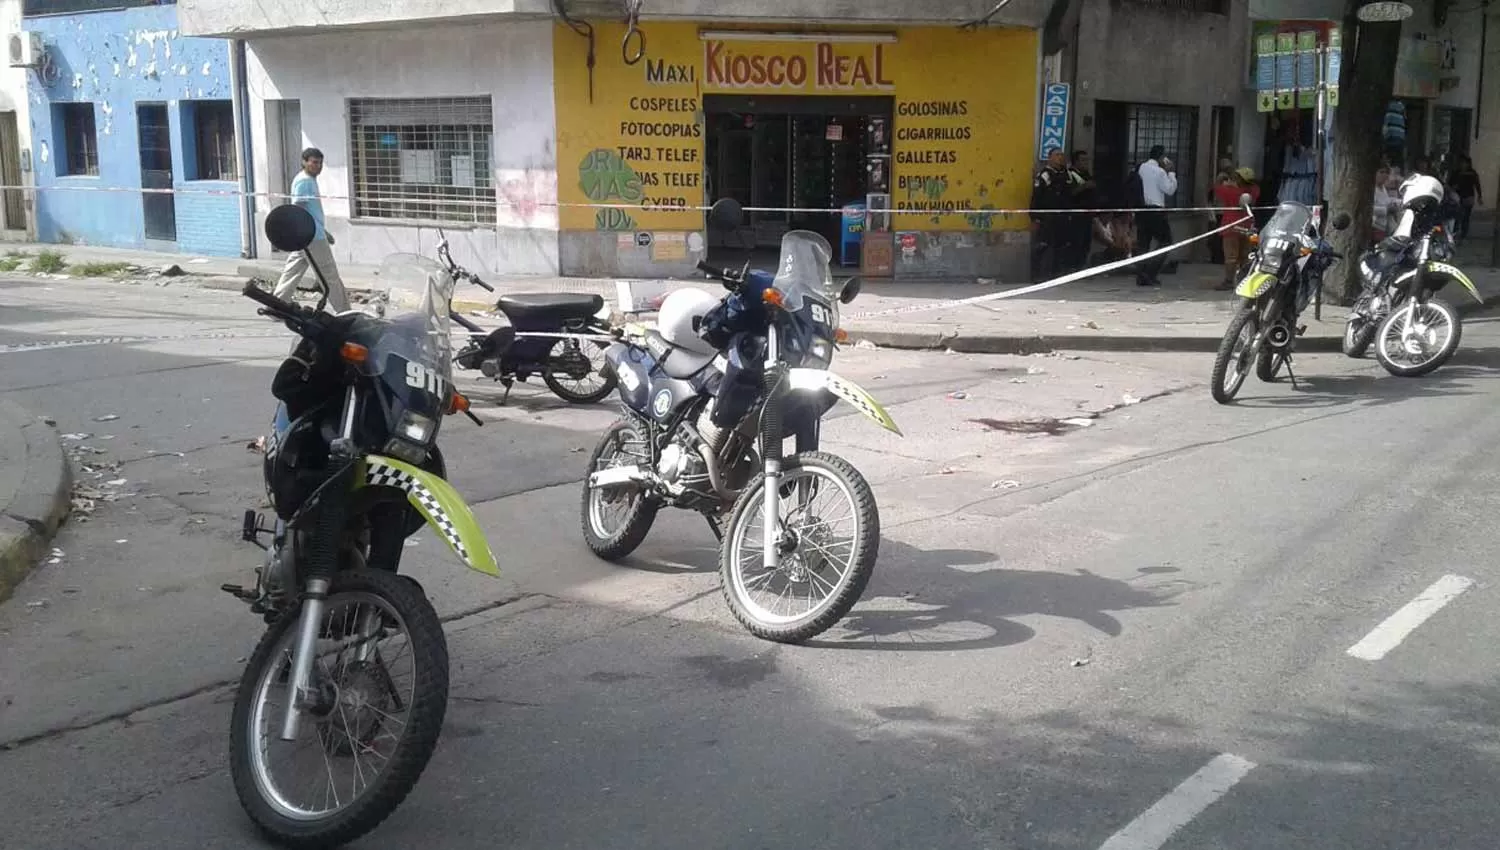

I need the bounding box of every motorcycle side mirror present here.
[707,197,745,232]
[840,276,863,304]
[1238,193,1253,214]
[264,204,316,253]
[1331,212,1352,231]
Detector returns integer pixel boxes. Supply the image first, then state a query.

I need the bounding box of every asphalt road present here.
[2,274,1499,849]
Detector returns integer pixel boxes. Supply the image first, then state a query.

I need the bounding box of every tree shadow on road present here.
[805,538,1180,652]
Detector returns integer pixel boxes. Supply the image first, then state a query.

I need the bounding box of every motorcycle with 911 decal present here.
[580,198,903,644]
[224,204,500,849]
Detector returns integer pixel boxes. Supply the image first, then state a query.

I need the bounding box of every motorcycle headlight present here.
[809,339,831,364]
[397,411,437,444]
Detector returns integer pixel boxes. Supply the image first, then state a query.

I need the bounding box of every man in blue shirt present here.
[272,147,350,312]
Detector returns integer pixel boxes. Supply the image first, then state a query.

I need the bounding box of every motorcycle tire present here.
[1342,316,1376,359]
[544,339,618,404]
[1374,296,1463,378]
[1210,308,1258,404]
[1255,347,1283,382]
[581,419,660,561]
[720,451,879,644]
[230,568,449,850]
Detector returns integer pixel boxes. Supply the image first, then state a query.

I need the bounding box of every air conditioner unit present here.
[8,32,41,69]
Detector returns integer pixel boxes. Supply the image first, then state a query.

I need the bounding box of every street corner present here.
[0,400,73,605]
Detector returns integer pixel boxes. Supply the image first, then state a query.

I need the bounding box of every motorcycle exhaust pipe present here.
[1266,323,1292,350]
[587,466,649,489]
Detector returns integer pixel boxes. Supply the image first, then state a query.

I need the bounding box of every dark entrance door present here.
[137,103,176,242]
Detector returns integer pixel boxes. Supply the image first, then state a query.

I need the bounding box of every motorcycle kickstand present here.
[1283,354,1300,389]
[704,513,724,542]
[498,376,514,405]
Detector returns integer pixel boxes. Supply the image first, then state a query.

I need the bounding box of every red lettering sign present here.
[709,41,887,90]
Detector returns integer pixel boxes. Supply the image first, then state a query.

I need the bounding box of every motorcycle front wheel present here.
[1374,297,1462,377]
[1210,308,1258,404]
[720,451,879,644]
[230,568,449,850]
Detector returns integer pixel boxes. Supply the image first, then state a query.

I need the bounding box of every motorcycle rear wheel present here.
[230,568,449,850]
[720,451,878,644]
[581,419,659,561]
[544,339,617,404]
[1342,316,1376,359]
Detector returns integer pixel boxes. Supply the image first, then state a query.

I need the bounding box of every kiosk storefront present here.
[553,22,1038,280]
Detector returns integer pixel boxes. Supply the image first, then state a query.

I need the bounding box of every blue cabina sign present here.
[1039,82,1070,157]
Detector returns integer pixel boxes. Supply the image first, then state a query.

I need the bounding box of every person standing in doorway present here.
[273,147,350,313]
[1134,145,1177,287]
[1067,149,1097,271]
[1448,154,1482,239]
[1211,167,1260,290]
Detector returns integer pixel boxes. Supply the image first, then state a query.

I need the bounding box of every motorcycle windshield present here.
[1257,202,1311,272]
[772,230,841,323]
[359,253,456,383]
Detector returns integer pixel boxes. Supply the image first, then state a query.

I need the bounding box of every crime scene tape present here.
[845,213,1259,321]
[0,180,1289,217]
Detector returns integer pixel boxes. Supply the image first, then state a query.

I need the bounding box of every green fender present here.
[359,455,499,577]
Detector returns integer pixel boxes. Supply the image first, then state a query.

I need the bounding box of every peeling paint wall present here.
[244,19,559,275]
[26,4,241,254]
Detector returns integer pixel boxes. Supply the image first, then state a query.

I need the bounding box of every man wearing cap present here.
[1029,147,1079,282]
[1211,166,1261,291]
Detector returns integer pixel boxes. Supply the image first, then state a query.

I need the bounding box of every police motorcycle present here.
[1210,195,1351,404]
[224,204,500,848]
[580,198,902,644]
[434,229,619,404]
[1341,174,1481,376]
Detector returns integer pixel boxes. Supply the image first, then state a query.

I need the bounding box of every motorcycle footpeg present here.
[241,509,260,542]
[221,583,258,602]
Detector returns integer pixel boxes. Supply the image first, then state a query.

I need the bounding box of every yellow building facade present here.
[554,21,1039,279]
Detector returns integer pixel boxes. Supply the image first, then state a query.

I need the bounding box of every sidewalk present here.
[0,400,71,604]
[6,238,1500,354]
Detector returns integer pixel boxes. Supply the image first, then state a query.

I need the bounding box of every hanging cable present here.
[553,0,597,103]
[960,0,1016,31]
[621,0,646,65]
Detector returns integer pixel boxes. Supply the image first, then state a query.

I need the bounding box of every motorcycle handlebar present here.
[467,272,495,292]
[241,281,317,337]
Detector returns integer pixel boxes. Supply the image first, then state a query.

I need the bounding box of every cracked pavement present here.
[4,274,1500,849]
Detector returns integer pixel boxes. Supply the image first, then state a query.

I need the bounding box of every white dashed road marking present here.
[1346,574,1475,662]
[1096,753,1257,850]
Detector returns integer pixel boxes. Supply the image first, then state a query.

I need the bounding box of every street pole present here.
[1315,43,1328,320]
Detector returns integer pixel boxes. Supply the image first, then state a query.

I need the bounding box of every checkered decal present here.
[365,457,471,568]
[823,372,902,436]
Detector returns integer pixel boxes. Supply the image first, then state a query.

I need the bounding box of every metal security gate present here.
[137,102,176,242]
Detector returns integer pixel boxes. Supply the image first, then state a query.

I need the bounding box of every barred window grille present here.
[58,102,98,177]
[190,100,237,181]
[1126,103,1196,207]
[348,96,495,225]
[1120,0,1229,13]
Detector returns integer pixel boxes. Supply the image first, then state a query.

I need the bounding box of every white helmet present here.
[655,288,720,356]
[1398,174,1445,210]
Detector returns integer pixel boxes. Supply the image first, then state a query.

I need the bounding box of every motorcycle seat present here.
[645,330,716,379]
[497,292,605,322]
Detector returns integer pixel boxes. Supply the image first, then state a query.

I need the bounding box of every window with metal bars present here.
[348,96,495,225]
[1126,103,1197,206]
[1120,0,1229,13]
[55,102,98,177]
[188,100,236,181]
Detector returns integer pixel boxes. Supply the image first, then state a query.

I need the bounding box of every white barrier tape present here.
[845,214,1257,321]
[0,181,1294,218]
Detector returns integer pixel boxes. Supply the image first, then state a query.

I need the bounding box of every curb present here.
[0,400,72,604]
[845,291,1500,354]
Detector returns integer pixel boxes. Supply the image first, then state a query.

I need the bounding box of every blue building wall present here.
[26,5,242,256]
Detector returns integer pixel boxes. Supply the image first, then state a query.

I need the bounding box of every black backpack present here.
[1124,166,1146,209]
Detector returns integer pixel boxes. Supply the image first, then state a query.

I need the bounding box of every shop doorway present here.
[704,94,892,268]
[137,102,176,243]
[1432,106,1471,169]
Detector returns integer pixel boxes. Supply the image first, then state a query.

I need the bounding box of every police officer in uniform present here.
[1030,147,1077,282]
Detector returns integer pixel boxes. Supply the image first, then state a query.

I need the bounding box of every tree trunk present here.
[1327,4,1403,305]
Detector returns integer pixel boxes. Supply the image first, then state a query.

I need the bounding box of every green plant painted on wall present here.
[579,149,643,231]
